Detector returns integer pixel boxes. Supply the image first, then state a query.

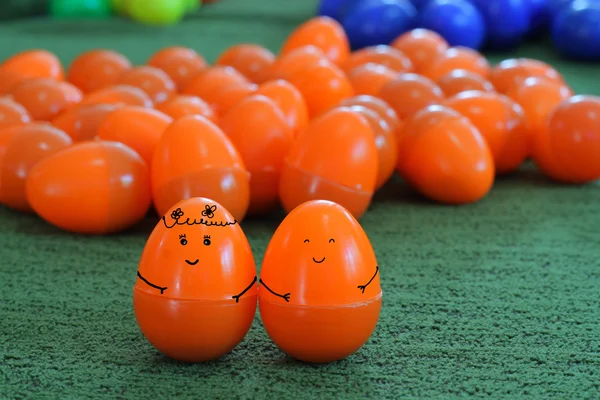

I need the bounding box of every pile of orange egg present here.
[0,15,598,235]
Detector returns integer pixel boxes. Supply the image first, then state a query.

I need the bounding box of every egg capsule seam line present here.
[258,292,383,309]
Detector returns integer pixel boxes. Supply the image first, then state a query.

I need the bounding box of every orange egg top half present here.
[151,115,246,189]
[259,200,381,307]
[135,197,257,301]
[285,107,378,193]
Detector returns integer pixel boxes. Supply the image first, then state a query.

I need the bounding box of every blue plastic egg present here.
[342,0,418,49]
[552,0,600,61]
[419,0,486,50]
[471,0,531,50]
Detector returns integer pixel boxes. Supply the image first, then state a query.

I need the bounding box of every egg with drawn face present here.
[258,200,382,363]
[133,197,258,363]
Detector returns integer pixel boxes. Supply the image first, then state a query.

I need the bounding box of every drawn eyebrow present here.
[304,239,310,243]
[179,234,186,239]
[329,238,335,243]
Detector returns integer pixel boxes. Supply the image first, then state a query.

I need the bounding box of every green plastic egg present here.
[50,0,113,18]
[127,0,187,25]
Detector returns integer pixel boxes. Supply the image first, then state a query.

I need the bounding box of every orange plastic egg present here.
[215,44,276,83]
[421,47,490,82]
[10,78,83,121]
[438,69,495,97]
[505,77,572,155]
[134,197,257,363]
[347,63,399,97]
[287,60,353,118]
[0,70,29,95]
[97,106,173,166]
[117,66,176,104]
[147,46,208,90]
[391,29,449,73]
[259,199,381,363]
[0,123,72,212]
[51,103,121,142]
[546,95,600,183]
[67,49,132,93]
[340,105,397,190]
[266,45,326,81]
[443,91,529,174]
[220,95,294,215]
[155,95,218,123]
[339,95,400,133]
[279,107,377,219]
[0,49,64,81]
[80,84,153,108]
[255,80,309,136]
[490,58,564,94]
[26,140,151,234]
[342,45,413,74]
[208,81,258,116]
[0,97,31,129]
[182,66,249,103]
[280,16,350,66]
[151,115,250,221]
[378,73,444,120]
[400,105,494,204]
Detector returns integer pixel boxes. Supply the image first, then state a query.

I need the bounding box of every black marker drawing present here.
[232,276,258,303]
[179,234,187,246]
[185,259,199,266]
[259,278,290,302]
[357,266,379,294]
[137,271,167,294]
[201,204,217,219]
[312,257,325,264]
[163,207,237,229]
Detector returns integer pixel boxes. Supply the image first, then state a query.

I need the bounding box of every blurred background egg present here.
[26,140,151,234]
[151,115,251,222]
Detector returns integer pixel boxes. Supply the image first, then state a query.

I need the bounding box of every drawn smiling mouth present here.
[185,259,199,266]
[312,257,325,264]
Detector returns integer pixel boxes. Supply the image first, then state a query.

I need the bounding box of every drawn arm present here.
[232,276,257,303]
[358,266,379,294]
[259,278,290,302]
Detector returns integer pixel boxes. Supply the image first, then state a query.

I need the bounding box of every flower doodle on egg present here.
[259,235,380,302]
[136,203,257,303]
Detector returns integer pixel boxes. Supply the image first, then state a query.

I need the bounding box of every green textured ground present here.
[1,1,599,399]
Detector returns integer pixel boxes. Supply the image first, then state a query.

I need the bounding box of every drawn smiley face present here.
[304,237,335,264]
[134,198,257,302]
[258,200,381,307]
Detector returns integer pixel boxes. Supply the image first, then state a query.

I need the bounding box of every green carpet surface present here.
[1,1,599,398]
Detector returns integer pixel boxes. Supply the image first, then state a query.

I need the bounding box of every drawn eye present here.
[329,238,335,243]
[304,239,310,243]
[179,234,187,246]
[203,235,211,246]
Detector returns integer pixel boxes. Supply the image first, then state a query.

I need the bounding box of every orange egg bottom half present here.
[258,293,382,364]
[133,289,257,363]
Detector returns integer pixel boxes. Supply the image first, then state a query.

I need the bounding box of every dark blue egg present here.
[342,0,418,49]
[317,0,365,22]
[528,0,551,34]
[471,0,531,50]
[552,0,600,61]
[418,0,486,50]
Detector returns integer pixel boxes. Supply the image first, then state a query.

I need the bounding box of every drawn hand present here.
[232,295,240,303]
[357,285,366,294]
[282,293,290,302]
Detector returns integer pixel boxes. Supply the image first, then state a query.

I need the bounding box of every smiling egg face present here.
[133,197,258,363]
[258,200,382,363]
